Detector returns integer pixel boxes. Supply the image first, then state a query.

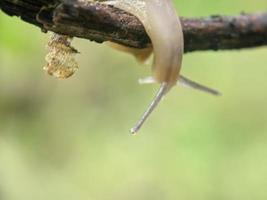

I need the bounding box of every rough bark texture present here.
[1,0,267,52]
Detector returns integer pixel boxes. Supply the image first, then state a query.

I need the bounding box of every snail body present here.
[107,0,220,133]
[106,0,183,86]
[106,0,184,133]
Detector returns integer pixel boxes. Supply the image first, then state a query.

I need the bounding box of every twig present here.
[1,0,267,52]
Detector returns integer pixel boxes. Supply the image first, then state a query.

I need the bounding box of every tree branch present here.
[1,0,267,52]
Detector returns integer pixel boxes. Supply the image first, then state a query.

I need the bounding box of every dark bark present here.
[1,0,267,52]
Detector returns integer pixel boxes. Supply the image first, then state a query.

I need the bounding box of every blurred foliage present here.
[0,0,267,200]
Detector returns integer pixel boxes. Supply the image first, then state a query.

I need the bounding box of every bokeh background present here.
[0,0,267,199]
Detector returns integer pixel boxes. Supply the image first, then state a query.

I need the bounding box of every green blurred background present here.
[0,1,267,199]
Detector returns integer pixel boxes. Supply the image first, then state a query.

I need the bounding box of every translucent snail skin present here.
[106,0,193,133]
[100,0,220,133]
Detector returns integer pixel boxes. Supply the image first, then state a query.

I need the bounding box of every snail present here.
[103,0,220,133]
[45,0,220,134]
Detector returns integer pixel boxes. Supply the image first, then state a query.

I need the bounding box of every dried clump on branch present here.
[44,33,79,79]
